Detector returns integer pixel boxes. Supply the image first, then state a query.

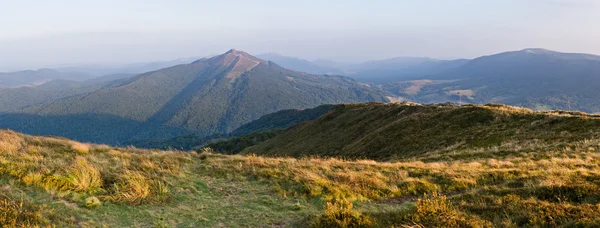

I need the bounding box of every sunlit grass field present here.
[2,127,600,227]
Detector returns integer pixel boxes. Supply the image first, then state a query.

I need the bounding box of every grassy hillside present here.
[0,130,321,227]
[128,104,336,150]
[3,126,600,227]
[244,102,600,160]
[205,130,283,154]
[231,104,335,136]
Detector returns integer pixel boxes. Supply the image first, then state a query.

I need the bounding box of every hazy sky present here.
[1,0,599,71]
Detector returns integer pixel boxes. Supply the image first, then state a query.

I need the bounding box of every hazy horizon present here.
[1,0,600,71]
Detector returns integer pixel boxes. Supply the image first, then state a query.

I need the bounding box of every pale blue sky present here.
[1,0,599,70]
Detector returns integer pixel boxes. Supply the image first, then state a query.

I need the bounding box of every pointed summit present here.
[519,48,557,55]
[199,49,265,79]
[205,49,264,66]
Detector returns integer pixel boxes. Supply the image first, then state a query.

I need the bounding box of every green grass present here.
[3,101,600,227]
[0,130,322,227]
[244,103,600,161]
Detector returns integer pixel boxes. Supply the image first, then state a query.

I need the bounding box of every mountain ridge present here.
[3,49,388,144]
[243,102,600,160]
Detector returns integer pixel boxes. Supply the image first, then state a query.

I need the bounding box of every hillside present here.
[230,104,335,136]
[4,119,600,226]
[391,49,600,113]
[128,104,336,150]
[0,81,110,112]
[244,102,600,160]
[3,50,388,144]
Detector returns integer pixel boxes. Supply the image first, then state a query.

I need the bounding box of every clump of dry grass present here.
[0,195,48,227]
[70,142,90,155]
[0,131,23,155]
[65,156,103,194]
[109,171,151,205]
[406,193,485,227]
[108,170,170,205]
[311,200,372,228]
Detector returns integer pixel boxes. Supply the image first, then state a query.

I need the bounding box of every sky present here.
[1,0,599,71]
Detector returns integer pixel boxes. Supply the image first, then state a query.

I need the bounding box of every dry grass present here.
[70,142,90,155]
[0,130,193,213]
[2,128,600,226]
[198,136,600,227]
[0,131,23,155]
[65,156,103,194]
[311,200,373,228]
[0,195,48,227]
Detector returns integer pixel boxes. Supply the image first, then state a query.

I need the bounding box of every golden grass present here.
[2,129,600,226]
[108,171,151,205]
[312,200,373,228]
[70,142,90,155]
[0,130,191,210]
[199,136,600,207]
[0,131,23,155]
[0,195,48,227]
[65,156,103,194]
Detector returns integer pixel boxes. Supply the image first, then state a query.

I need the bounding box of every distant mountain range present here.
[262,48,600,113]
[0,50,387,144]
[53,57,200,76]
[0,57,199,88]
[256,53,346,75]
[0,69,93,88]
[388,48,600,113]
[3,48,600,146]
[256,53,470,83]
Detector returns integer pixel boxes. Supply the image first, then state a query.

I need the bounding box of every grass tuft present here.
[312,200,373,228]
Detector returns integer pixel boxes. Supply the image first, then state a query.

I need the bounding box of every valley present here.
[4,2,600,227]
[2,49,600,227]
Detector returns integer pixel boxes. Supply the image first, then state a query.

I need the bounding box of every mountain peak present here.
[519,48,557,54]
[205,49,266,79]
[224,48,246,55]
[212,49,263,63]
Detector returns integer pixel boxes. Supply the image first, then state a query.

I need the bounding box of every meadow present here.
[2,127,600,227]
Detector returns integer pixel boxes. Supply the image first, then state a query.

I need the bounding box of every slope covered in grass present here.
[0,130,322,227]
[3,128,600,227]
[127,104,336,150]
[244,102,600,161]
